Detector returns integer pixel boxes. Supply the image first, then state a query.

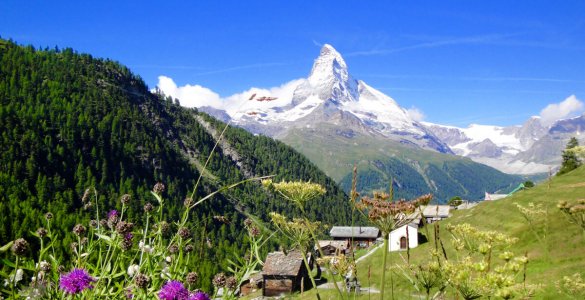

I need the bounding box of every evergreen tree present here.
[0,38,359,288]
[558,137,581,176]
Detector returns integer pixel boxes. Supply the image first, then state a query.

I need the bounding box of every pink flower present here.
[158,280,189,300]
[59,268,96,294]
[189,291,211,300]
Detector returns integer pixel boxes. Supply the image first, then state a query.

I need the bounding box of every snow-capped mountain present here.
[196,44,583,176]
[203,44,451,153]
[424,114,585,174]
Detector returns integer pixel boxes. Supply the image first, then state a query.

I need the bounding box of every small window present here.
[400,236,407,249]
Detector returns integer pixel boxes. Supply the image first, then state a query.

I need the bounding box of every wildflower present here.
[515,255,529,265]
[70,242,78,253]
[212,272,226,288]
[127,264,140,277]
[81,188,91,203]
[178,227,191,239]
[125,288,134,299]
[73,224,86,236]
[44,212,53,220]
[160,265,171,279]
[225,276,237,291]
[120,194,131,205]
[157,221,171,235]
[14,269,24,283]
[499,251,514,262]
[121,233,133,251]
[134,273,150,289]
[39,261,51,272]
[186,272,198,285]
[59,268,96,294]
[116,221,134,235]
[184,197,193,208]
[169,244,179,254]
[89,219,98,228]
[188,291,211,300]
[36,227,48,238]
[244,218,253,228]
[144,202,154,213]
[153,182,165,194]
[99,219,108,228]
[107,210,119,228]
[250,226,260,237]
[184,244,194,253]
[57,265,65,273]
[138,241,153,253]
[213,215,229,224]
[158,280,189,300]
[262,179,326,208]
[11,238,29,256]
[19,279,49,299]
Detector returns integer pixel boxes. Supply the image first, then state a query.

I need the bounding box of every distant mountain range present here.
[199,45,533,200]
[425,114,585,174]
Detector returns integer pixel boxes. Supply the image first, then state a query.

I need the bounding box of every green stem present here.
[380,237,389,300]
[12,256,19,299]
[301,251,321,300]
[310,229,345,300]
[139,213,150,267]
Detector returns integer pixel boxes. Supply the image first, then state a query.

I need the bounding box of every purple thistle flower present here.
[59,268,96,294]
[107,210,119,219]
[158,280,189,300]
[188,291,211,300]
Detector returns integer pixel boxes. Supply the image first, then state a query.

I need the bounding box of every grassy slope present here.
[268,166,585,299]
[353,165,585,299]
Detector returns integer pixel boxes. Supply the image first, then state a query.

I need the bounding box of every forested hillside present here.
[0,39,356,289]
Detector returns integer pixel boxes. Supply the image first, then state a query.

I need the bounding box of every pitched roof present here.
[262,251,304,276]
[420,205,451,217]
[329,226,380,239]
[316,240,349,250]
[390,223,418,235]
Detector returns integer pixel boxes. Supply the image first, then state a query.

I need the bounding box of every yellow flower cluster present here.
[262,179,326,209]
[556,272,585,297]
[268,212,322,251]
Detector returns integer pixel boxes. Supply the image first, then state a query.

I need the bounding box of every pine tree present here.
[558,137,581,176]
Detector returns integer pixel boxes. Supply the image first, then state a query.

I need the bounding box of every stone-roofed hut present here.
[316,240,349,256]
[329,226,380,248]
[420,205,451,223]
[262,251,311,296]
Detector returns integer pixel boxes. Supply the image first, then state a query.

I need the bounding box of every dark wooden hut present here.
[261,251,311,297]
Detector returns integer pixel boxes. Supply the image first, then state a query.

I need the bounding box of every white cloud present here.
[155,76,304,116]
[406,106,425,122]
[539,95,584,125]
[155,76,222,108]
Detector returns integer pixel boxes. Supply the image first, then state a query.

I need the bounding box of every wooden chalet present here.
[329,226,380,248]
[316,240,349,256]
[262,251,311,297]
[420,205,451,223]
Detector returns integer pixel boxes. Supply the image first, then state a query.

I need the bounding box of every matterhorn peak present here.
[318,44,347,69]
[305,44,360,103]
[308,44,350,87]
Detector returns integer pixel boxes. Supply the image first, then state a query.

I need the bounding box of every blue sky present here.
[2,1,584,127]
